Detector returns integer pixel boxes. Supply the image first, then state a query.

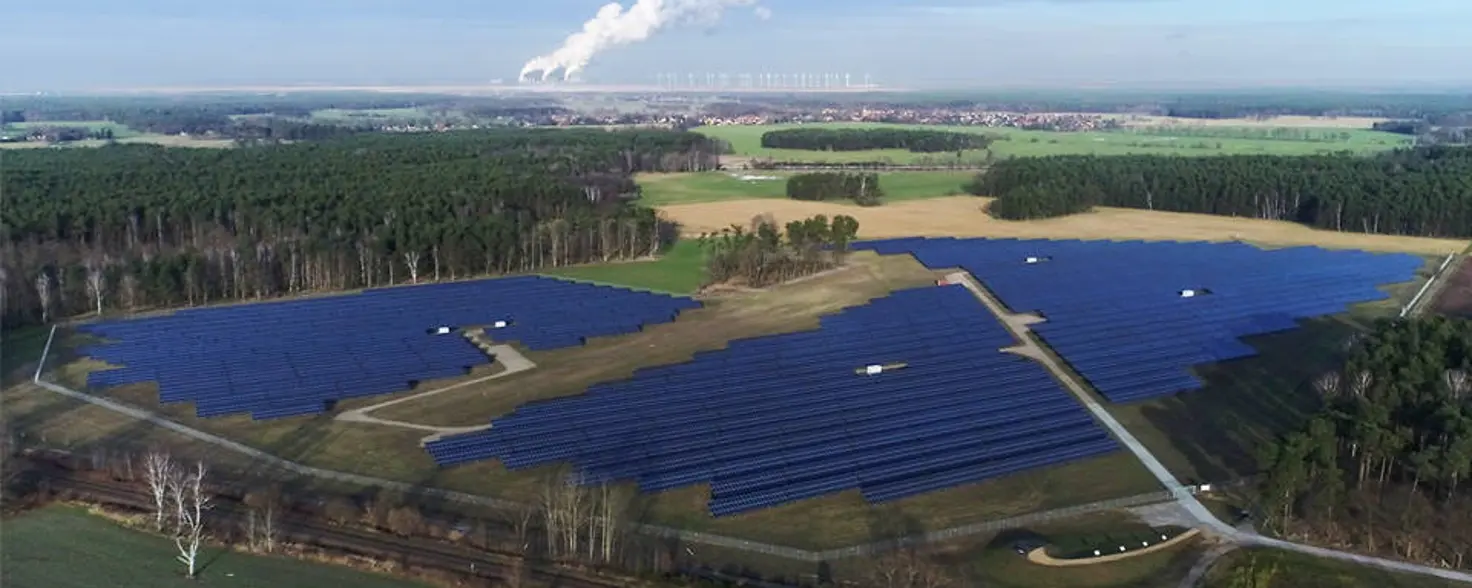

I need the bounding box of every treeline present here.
[807,92,1472,120]
[1374,120,1472,146]
[760,128,991,153]
[0,94,565,137]
[967,147,1472,238]
[701,214,859,288]
[1256,316,1472,568]
[787,173,884,206]
[0,128,722,328]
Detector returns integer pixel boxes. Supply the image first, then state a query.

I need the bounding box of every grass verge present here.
[540,239,708,294]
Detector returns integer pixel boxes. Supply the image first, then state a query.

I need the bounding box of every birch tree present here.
[143,450,175,532]
[33,271,53,323]
[84,257,110,316]
[168,462,211,579]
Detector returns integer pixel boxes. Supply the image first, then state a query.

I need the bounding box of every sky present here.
[5,0,1472,92]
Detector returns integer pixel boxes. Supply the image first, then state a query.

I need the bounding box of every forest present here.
[786,172,884,206]
[967,146,1472,238]
[1255,316,1472,569]
[0,94,568,137]
[0,128,723,328]
[759,128,991,153]
[699,214,860,288]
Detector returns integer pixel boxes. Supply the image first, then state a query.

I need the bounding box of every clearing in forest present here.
[635,170,974,206]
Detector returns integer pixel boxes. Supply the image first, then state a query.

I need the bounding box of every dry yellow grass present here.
[658,196,1469,255]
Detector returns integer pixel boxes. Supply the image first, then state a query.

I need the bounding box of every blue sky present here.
[5,0,1471,91]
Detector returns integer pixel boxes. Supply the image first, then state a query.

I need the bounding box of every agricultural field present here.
[635,170,974,206]
[655,197,1470,256]
[1,120,142,138]
[696,122,1413,164]
[0,506,426,588]
[0,120,234,149]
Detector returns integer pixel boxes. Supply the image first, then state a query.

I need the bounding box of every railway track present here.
[43,475,638,588]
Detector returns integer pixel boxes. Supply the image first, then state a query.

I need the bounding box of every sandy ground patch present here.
[658,197,1468,255]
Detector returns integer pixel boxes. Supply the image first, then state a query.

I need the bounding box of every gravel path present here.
[334,343,537,443]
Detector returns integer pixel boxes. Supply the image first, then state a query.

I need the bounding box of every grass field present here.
[539,239,708,293]
[931,515,1203,588]
[1,326,51,386]
[2,120,143,138]
[696,123,1412,163]
[308,107,439,122]
[0,505,426,588]
[1203,548,1465,587]
[17,252,1162,550]
[636,170,975,206]
[656,197,1470,256]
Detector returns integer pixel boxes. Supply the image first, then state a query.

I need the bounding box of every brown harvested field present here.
[657,197,1470,255]
[1432,257,1472,317]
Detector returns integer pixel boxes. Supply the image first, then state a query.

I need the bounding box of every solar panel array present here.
[427,284,1120,516]
[80,276,701,420]
[853,237,1423,403]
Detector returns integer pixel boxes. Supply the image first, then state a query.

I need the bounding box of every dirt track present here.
[658,197,1469,255]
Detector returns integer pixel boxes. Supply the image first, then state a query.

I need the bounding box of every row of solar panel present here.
[79,276,700,420]
[473,370,1073,469]
[427,283,1123,516]
[79,300,690,340]
[500,353,1044,426]
[707,424,1116,515]
[851,237,1419,404]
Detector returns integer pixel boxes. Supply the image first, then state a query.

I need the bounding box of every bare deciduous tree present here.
[386,505,424,536]
[1351,371,1374,398]
[33,271,53,323]
[243,485,281,553]
[143,450,175,532]
[168,461,211,578]
[84,256,110,316]
[1315,371,1342,399]
[1446,369,1470,400]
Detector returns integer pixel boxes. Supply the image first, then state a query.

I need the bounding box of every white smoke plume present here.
[519,0,771,82]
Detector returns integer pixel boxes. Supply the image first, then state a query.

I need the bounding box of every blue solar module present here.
[77,276,701,420]
[851,237,1422,403]
[426,284,1122,516]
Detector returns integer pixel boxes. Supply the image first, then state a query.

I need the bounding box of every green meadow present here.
[696,122,1413,163]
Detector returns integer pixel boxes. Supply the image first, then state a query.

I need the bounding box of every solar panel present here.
[79,276,701,420]
[851,237,1421,403]
[426,284,1121,516]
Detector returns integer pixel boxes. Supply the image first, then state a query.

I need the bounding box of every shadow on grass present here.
[1128,318,1361,483]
